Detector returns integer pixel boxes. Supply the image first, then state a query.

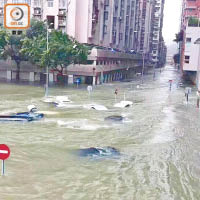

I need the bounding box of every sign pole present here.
[87,86,93,101]
[0,144,10,176]
[2,160,4,176]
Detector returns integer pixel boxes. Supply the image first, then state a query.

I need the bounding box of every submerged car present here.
[0,105,44,122]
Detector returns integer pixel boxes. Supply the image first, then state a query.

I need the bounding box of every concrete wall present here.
[0,69,6,80]
[75,0,90,43]
[0,60,44,81]
[67,0,77,38]
[183,27,200,72]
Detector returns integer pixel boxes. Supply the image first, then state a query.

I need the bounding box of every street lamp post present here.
[44,22,53,97]
[45,28,49,97]
[98,65,104,84]
[141,51,145,84]
[153,62,156,80]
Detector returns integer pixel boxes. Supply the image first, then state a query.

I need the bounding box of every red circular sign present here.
[0,144,10,160]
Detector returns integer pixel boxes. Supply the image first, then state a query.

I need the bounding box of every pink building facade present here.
[180,0,200,86]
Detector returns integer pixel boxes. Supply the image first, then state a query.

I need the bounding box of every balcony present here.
[58,10,66,16]
[58,20,66,26]
[0,8,3,16]
[33,8,42,16]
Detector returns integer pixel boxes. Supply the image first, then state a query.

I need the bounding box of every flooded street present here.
[0,65,200,200]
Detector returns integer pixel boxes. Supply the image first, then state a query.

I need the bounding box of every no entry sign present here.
[0,144,10,160]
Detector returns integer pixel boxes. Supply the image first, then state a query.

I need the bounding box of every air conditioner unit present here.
[113,31,116,36]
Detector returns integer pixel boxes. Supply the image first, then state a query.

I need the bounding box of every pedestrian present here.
[114,89,118,96]
[185,87,191,103]
[114,89,118,102]
[197,90,200,108]
[169,80,173,91]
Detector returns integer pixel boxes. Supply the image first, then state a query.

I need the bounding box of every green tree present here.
[26,19,46,39]
[173,30,184,43]
[0,28,25,80]
[21,20,89,75]
[173,53,180,65]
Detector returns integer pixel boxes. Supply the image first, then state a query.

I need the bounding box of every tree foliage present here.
[26,19,46,39]
[0,19,89,81]
[21,20,89,74]
[173,53,180,64]
[0,28,25,80]
[173,30,184,43]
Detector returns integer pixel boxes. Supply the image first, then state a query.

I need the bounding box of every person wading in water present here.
[197,90,200,108]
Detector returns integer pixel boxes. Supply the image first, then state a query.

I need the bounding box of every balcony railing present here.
[58,10,66,16]
[33,9,42,15]
[58,20,66,26]
[0,8,3,15]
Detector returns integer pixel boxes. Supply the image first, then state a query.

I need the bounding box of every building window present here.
[103,25,107,35]
[34,0,41,7]
[119,33,123,40]
[59,0,66,7]
[185,55,190,64]
[0,0,4,7]
[12,0,30,4]
[104,0,109,6]
[120,10,124,20]
[186,38,191,43]
[47,0,54,7]
[104,11,108,20]
[153,50,157,54]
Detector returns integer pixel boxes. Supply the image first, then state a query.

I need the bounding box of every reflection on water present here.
[0,66,200,199]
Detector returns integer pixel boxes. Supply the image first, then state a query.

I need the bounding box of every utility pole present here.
[141,52,145,84]
[44,22,53,97]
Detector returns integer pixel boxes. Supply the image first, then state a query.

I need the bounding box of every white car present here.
[114,101,133,108]
[83,104,108,111]
[42,96,72,104]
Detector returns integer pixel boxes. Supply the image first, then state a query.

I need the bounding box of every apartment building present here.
[0,0,166,55]
[139,0,154,54]
[0,0,143,52]
[152,0,165,65]
[137,0,166,66]
[180,0,200,86]
[0,0,166,84]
